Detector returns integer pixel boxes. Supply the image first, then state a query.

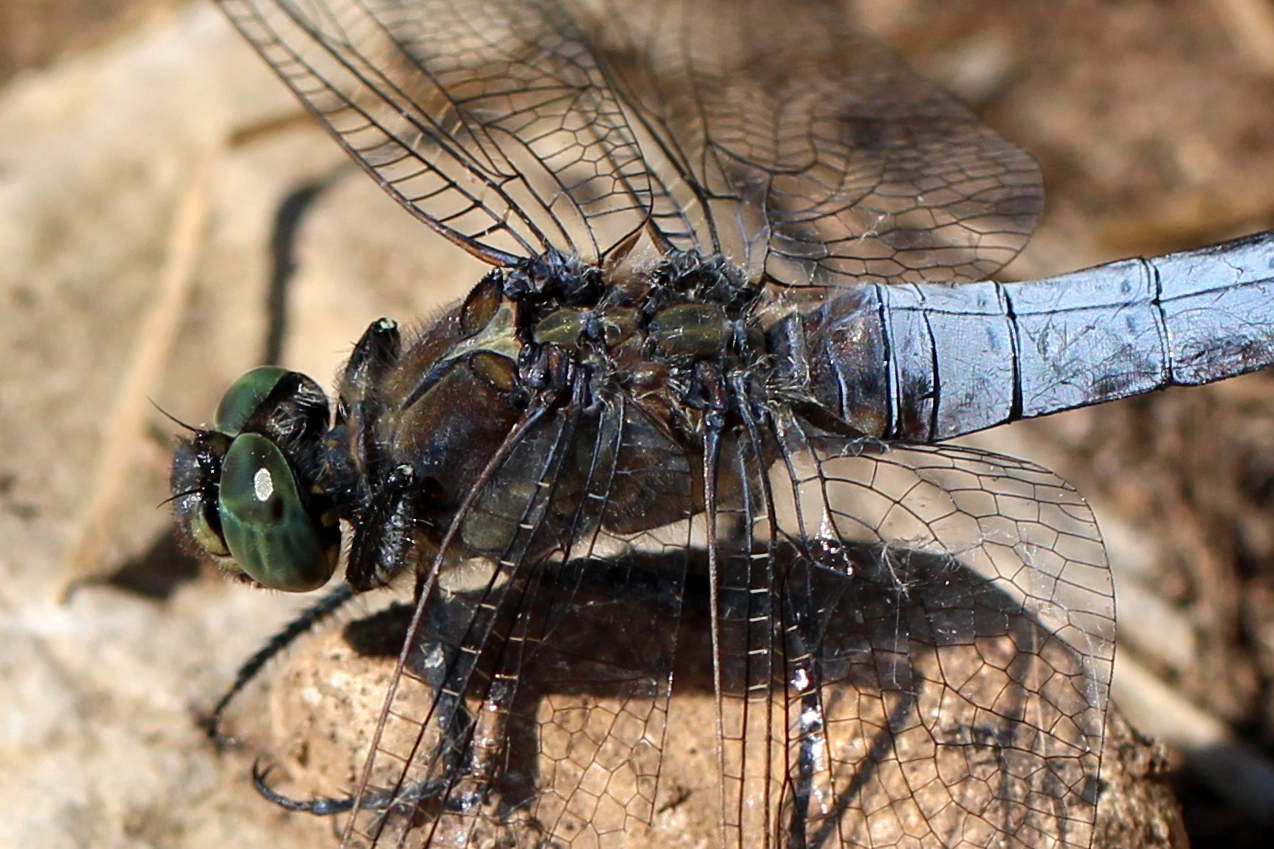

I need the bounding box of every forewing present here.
[342,397,700,847]
[217,0,667,264]
[219,0,1038,282]
[579,0,1043,285]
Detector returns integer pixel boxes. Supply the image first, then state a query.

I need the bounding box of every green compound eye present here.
[215,366,291,435]
[217,432,338,592]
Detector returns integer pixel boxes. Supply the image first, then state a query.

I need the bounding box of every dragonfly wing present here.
[217,0,674,265]
[336,404,1112,847]
[581,0,1043,285]
[342,394,702,847]
[218,1,1039,282]
[704,420,1113,847]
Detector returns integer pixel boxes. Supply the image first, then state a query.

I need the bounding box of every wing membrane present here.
[219,0,1041,282]
[581,0,1042,284]
[218,0,667,263]
[343,396,698,847]
[695,423,1112,848]
[328,403,1110,847]
[772,435,1112,848]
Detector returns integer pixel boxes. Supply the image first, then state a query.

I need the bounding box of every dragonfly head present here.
[171,366,341,592]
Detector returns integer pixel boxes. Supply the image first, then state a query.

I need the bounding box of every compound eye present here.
[185,499,231,559]
[217,433,338,592]
[214,366,292,435]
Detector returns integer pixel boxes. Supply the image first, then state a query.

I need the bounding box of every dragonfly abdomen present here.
[791,229,1274,443]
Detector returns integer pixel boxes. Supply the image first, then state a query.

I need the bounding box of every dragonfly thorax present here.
[330,250,783,589]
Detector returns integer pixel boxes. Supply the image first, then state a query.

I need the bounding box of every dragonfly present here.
[168,0,1274,846]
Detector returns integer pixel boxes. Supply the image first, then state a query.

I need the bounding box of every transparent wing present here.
[581,0,1043,285]
[217,0,668,264]
[328,401,1110,848]
[341,396,700,847]
[723,421,1114,848]
[218,0,1041,282]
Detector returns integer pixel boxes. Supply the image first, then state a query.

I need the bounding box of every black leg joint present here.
[347,464,423,591]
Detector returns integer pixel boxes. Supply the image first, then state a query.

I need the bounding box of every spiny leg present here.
[247,588,484,819]
[203,582,355,746]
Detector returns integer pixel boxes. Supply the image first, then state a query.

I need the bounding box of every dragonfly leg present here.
[252,760,360,815]
[246,591,485,819]
[251,759,463,819]
[202,583,356,747]
[778,555,841,848]
[344,463,429,590]
[343,317,402,395]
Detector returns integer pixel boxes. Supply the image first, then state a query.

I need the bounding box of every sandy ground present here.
[4,1,1274,847]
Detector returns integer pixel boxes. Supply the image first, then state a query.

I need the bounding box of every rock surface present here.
[6,1,1274,847]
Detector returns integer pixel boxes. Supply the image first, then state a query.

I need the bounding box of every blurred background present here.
[3,0,1274,846]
